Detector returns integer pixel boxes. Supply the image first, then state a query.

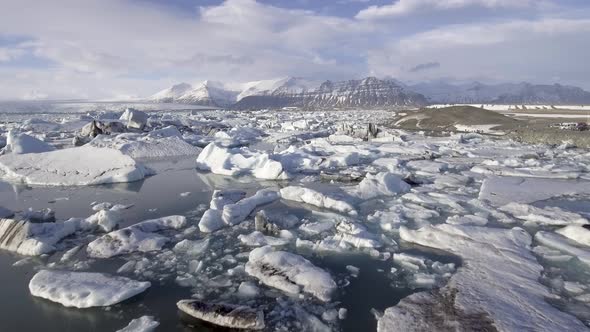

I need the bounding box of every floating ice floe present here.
[116,316,159,332]
[385,224,588,332]
[499,203,588,226]
[0,218,79,256]
[0,146,146,186]
[1,130,55,155]
[87,215,187,258]
[280,186,357,215]
[0,208,119,256]
[29,270,150,308]
[173,238,210,256]
[245,246,336,301]
[90,134,201,159]
[177,300,265,330]
[298,219,381,253]
[238,231,290,247]
[355,172,410,199]
[479,176,590,206]
[199,189,279,233]
[197,143,286,179]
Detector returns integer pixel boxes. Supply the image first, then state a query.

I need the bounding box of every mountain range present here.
[148,77,590,109]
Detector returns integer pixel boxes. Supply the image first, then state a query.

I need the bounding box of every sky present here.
[1,0,590,100]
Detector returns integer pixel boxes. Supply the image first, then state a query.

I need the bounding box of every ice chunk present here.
[238,231,289,247]
[29,270,150,308]
[245,246,336,301]
[210,189,247,210]
[0,218,79,256]
[197,143,285,179]
[280,186,357,215]
[85,209,122,232]
[116,316,159,332]
[237,281,260,298]
[198,209,225,233]
[535,231,590,266]
[500,203,588,225]
[556,225,590,247]
[177,299,265,330]
[222,189,280,226]
[173,238,209,256]
[446,214,488,226]
[120,108,148,130]
[355,172,410,199]
[87,215,186,258]
[199,189,278,233]
[0,146,146,186]
[2,130,55,154]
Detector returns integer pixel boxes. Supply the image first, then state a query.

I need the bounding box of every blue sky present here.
[1,0,590,100]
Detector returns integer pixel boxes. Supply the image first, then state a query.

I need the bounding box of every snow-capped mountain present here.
[411,81,590,105]
[149,77,590,109]
[149,83,193,103]
[148,81,238,107]
[236,77,320,101]
[233,77,427,109]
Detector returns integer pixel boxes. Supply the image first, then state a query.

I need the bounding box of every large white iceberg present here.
[29,270,150,308]
[90,134,201,159]
[196,143,286,179]
[2,130,55,154]
[245,246,336,301]
[0,146,146,186]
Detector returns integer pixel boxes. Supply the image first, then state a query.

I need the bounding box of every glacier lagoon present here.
[0,103,589,331]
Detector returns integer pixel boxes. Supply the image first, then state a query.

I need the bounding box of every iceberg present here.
[245,246,336,301]
[0,146,146,186]
[29,270,150,308]
[87,215,187,258]
[177,299,265,330]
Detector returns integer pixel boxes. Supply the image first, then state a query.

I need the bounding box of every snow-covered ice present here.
[87,215,186,258]
[388,224,588,331]
[245,246,337,301]
[0,146,146,186]
[29,270,150,308]
[116,316,159,332]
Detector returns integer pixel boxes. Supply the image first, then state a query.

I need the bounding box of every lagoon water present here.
[0,158,458,331]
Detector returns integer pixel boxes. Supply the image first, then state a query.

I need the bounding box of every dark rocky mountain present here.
[411,81,590,105]
[233,77,428,109]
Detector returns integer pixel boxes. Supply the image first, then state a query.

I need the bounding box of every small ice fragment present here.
[116,316,159,332]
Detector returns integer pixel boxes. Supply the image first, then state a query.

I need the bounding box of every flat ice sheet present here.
[29,270,150,308]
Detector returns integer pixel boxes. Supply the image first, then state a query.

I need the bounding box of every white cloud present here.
[0,0,374,99]
[356,0,541,20]
[0,0,588,99]
[0,47,25,62]
[367,18,590,87]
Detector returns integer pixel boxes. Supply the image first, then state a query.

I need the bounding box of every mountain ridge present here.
[149,77,590,109]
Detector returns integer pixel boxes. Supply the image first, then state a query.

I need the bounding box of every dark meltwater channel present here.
[0,159,458,331]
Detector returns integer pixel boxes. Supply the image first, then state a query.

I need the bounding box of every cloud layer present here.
[0,0,589,99]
